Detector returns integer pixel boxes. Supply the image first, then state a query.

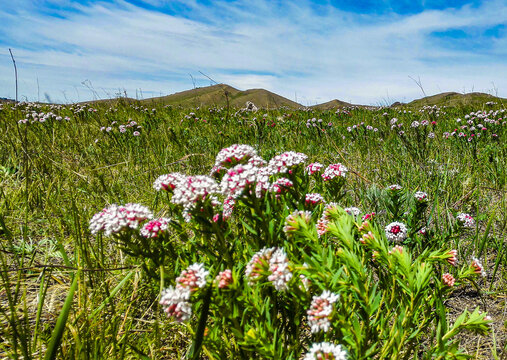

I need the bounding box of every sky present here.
[0,0,506,105]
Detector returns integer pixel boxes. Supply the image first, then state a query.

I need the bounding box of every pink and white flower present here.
[305,162,324,175]
[140,217,171,238]
[214,144,258,168]
[385,222,408,243]
[305,193,325,206]
[457,213,475,228]
[176,263,209,291]
[160,286,192,322]
[303,342,348,360]
[322,163,348,180]
[307,290,340,333]
[266,151,308,175]
[89,203,153,236]
[153,173,186,192]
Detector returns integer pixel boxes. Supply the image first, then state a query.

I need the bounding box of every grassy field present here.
[0,98,506,359]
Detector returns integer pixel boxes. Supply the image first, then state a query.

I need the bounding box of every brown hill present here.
[407,92,505,107]
[141,84,301,109]
[310,99,352,110]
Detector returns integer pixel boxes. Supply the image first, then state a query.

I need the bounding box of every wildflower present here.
[344,207,361,216]
[305,193,325,206]
[284,210,312,234]
[160,286,192,322]
[307,290,339,333]
[267,248,293,291]
[471,257,486,277]
[171,175,220,210]
[220,163,260,199]
[362,212,375,221]
[176,263,209,291]
[316,217,330,237]
[140,217,171,238]
[442,273,455,287]
[305,162,324,175]
[214,144,258,168]
[360,231,374,244]
[245,247,275,283]
[389,245,404,255]
[215,269,233,289]
[89,203,153,236]
[385,222,408,243]
[457,213,475,228]
[303,342,348,360]
[446,250,458,266]
[153,173,186,192]
[388,184,402,191]
[133,131,140,136]
[428,132,435,138]
[418,227,427,235]
[414,191,428,201]
[266,151,308,175]
[322,163,348,180]
[245,247,292,290]
[411,121,420,128]
[271,177,293,195]
[222,196,235,219]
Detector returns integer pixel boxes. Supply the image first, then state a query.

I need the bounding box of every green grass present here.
[0,100,505,359]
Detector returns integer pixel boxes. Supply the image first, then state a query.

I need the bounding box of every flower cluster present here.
[176,263,209,291]
[414,191,428,201]
[271,177,294,195]
[140,217,171,238]
[220,163,260,198]
[284,210,312,234]
[267,248,293,291]
[442,273,455,287]
[307,290,340,333]
[216,269,233,289]
[305,193,325,206]
[89,203,153,236]
[171,175,220,210]
[266,151,308,175]
[344,207,361,216]
[245,247,292,290]
[322,163,348,180]
[385,222,408,243]
[303,342,348,360]
[457,213,475,228]
[153,173,186,192]
[471,257,486,277]
[214,144,258,168]
[159,286,192,322]
[305,162,324,175]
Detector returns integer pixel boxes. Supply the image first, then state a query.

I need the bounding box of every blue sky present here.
[0,0,506,104]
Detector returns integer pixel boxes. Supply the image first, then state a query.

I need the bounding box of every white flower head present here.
[160,286,192,322]
[304,342,347,360]
[89,203,153,236]
[385,222,408,242]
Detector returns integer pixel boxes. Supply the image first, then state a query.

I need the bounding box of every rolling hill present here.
[310,99,353,110]
[407,92,505,107]
[141,84,302,109]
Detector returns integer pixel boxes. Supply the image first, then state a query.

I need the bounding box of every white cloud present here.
[0,0,506,103]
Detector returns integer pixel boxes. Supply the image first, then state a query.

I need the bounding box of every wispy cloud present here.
[0,0,506,104]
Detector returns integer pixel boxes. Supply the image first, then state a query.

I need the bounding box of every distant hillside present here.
[0,97,14,104]
[407,92,505,107]
[310,99,352,110]
[141,84,301,109]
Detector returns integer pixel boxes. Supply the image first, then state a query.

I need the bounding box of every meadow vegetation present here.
[0,98,506,359]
